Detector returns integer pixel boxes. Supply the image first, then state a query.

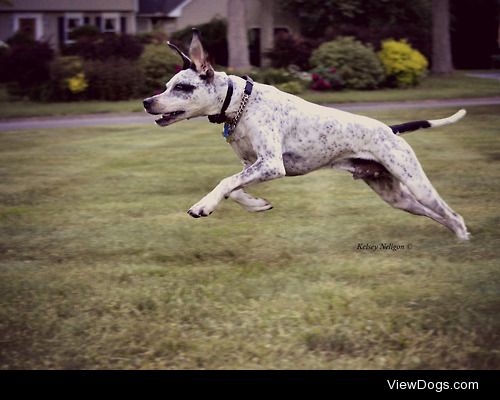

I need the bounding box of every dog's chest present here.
[229,130,257,165]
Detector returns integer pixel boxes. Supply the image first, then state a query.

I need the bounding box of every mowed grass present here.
[0,106,499,369]
[302,71,500,104]
[0,71,499,119]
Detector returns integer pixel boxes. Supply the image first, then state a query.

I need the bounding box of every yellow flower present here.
[66,72,88,94]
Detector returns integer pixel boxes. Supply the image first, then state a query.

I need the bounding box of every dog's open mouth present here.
[155,111,185,126]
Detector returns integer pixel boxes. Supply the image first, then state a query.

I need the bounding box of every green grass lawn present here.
[0,106,499,369]
[302,71,500,104]
[0,71,499,119]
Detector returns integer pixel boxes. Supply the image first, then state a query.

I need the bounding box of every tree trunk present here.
[227,0,251,70]
[432,0,454,74]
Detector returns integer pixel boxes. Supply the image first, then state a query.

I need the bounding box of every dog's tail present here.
[390,109,466,135]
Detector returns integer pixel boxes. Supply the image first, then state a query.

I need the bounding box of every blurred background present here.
[0,0,499,102]
[0,1,499,370]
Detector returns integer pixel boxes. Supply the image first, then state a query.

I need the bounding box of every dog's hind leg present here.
[363,175,461,234]
[228,189,273,212]
[373,136,470,240]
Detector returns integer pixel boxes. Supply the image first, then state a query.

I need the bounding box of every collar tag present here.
[222,123,233,143]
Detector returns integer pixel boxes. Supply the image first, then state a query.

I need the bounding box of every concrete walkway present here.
[466,72,500,81]
[1,96,500,132]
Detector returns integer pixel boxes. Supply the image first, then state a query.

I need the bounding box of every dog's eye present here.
[173,83,195,92]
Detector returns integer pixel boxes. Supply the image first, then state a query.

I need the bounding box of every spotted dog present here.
[143,30,470,240]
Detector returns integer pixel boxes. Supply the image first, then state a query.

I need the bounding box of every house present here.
[0,0,137,49]
[137,0,299,66]
[0,0,298,65]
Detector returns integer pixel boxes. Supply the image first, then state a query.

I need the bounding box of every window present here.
[274,27,291,39]
[13,13,43,40]
[18,18,36,39]
[101,13,120,34]
[64,13,83,43]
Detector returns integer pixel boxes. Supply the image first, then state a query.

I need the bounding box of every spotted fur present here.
[143,32,470,240]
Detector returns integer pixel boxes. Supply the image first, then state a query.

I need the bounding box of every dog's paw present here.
[187,198,217,218]
[187,207,211,218]
[456,230,471,241]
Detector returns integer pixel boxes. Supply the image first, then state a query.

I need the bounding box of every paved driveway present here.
[1,97,500,132]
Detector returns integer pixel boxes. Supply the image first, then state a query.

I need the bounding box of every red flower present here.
[311,78,332,91]
[312,73,320,81]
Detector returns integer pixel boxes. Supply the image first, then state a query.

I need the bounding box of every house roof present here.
[138,0,188,16]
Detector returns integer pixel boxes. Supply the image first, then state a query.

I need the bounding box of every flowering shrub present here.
[50,56,86,100]
[66,72,88,94]
[310,67,343,91]
[378,39,428,87]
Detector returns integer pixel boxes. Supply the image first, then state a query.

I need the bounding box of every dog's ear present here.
[189,28,214,82]
[167,41,192,70]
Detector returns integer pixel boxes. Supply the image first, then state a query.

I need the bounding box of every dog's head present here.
[143,29,225,127]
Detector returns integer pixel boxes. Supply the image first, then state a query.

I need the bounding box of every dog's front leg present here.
[188,157,285,218]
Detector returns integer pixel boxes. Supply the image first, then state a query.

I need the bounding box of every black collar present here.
[208,76,253,124]
[208,78,234,124]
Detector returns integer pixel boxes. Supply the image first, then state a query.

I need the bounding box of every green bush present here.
[275,80,306,95]
[309,36,385,90]
[235,68,310,94]
[378,39,428,87]
[68,25,100,41]
[136,29,169,45]
[64,31,143,61]
[83,58,144,100]
[139,44,180,95]
[251,68,296,85]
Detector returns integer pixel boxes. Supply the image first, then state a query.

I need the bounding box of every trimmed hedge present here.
[83,58,144,100]
[63,29,143,61]
[310,37,385,90]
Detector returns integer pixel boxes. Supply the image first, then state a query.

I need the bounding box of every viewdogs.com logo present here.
[356,242,412,252]
[387,379,479,392]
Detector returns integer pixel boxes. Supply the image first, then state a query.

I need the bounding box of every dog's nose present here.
[143,98,153,109]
